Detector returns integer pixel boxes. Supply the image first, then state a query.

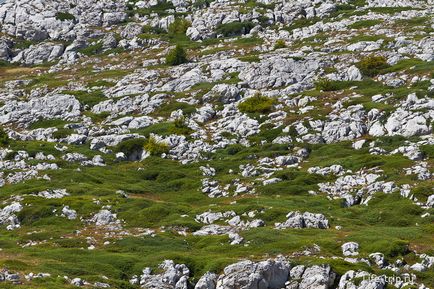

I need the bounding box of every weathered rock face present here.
[342,242,359,256]
[322,105,367,143]
[239,56,322,90]
[275,211,329,229]
[0,0,126,41]
[0,94,81,126]
[11,42,64,65]
[131,260,190,289]
[0,202,22,230]
[195,272,218,289]
[216,258,291,289]
[297,265,336,289]
[339,270,385,289]
[191,260,339,289]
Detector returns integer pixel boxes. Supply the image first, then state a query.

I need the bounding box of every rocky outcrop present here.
[0,0,126,41]
[0,94,81,126]
[275,211,329,229]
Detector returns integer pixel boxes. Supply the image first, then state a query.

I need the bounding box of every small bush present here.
[169,117,193,135]
[78,42,103,56]
[238,94,275,113]
[143,136,169,156]
[274,39,286,49]
[52,128,73,139]
[168,19,191,36]
[215,21,255,37]
[166,45,187,66]
[356,55,390,77]
[55,12,76,22]
[314,78,352,91]
[349,19,382,29]
[116,138,146,157]
[193,0,213,8]
[0,127,9,147]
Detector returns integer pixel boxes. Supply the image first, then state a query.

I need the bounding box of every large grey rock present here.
[131,260,190,289]
[195,272,217,289]
[0,0,126,41]
[216,257,291,289]
[90,209,117,226]
[12,42,64,65]
[0,202,22,230]
[339,270,385,289]
[298,265,336,289]
[342,242,359,256]
[239,56,321,90]
[0,94,81,126]
[322,105,367,143]
[275,211,329,229]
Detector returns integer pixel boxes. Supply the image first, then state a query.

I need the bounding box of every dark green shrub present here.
[55,12,76,21]
[238,94,275,113]
[64,90,106,107]
[0,127,10,147]
[274,39,286,49]
[168,117,193,135]
[143,136,169,156]
[215,21,255,37]
[168,19,191,36]
[52,128,73,139]
[226,144,244,155]
[166,45,187,66]
[349,19,382,29]
[356,55,390,77]
[314,78,352,91]
[116,138,146,157]
[78,42,103,56]
[193,0,213,8]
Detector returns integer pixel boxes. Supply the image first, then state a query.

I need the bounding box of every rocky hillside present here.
[0,0,432,288]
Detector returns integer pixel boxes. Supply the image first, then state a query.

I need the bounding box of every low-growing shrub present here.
[166,45,187,66]
[0,127,10,147]
[356,55,389,77]
[314,79,355,91]
[349,19,382,29]
[274,39,286,49]
[55,12,76,21]
[215,21,255,37]
[168,19,191,36]
[78,42,103,56]
[52,128,73,139]
[116,138,146,157]
[238,94,275,113]
[168,117,193,135]
[143,136,169,156]
[315,78,341,91]
[193,0,213,8]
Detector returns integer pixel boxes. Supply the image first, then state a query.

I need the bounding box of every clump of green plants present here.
[349,19,383,29]
[166,45,187,66]
[314,78,352,91]
[116,138,146,157]
[78,42,103,56]
[0,127,9,147]
[52,128,73,139]
[168,19,191,36]
[215,21,255,37]
[274,39,286,49]
[238,94,275,113]
[143,136,169,156]
[356,55,390,77]
[55,12,76,21]
[169,117,193,135]
[193,0,213,9]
